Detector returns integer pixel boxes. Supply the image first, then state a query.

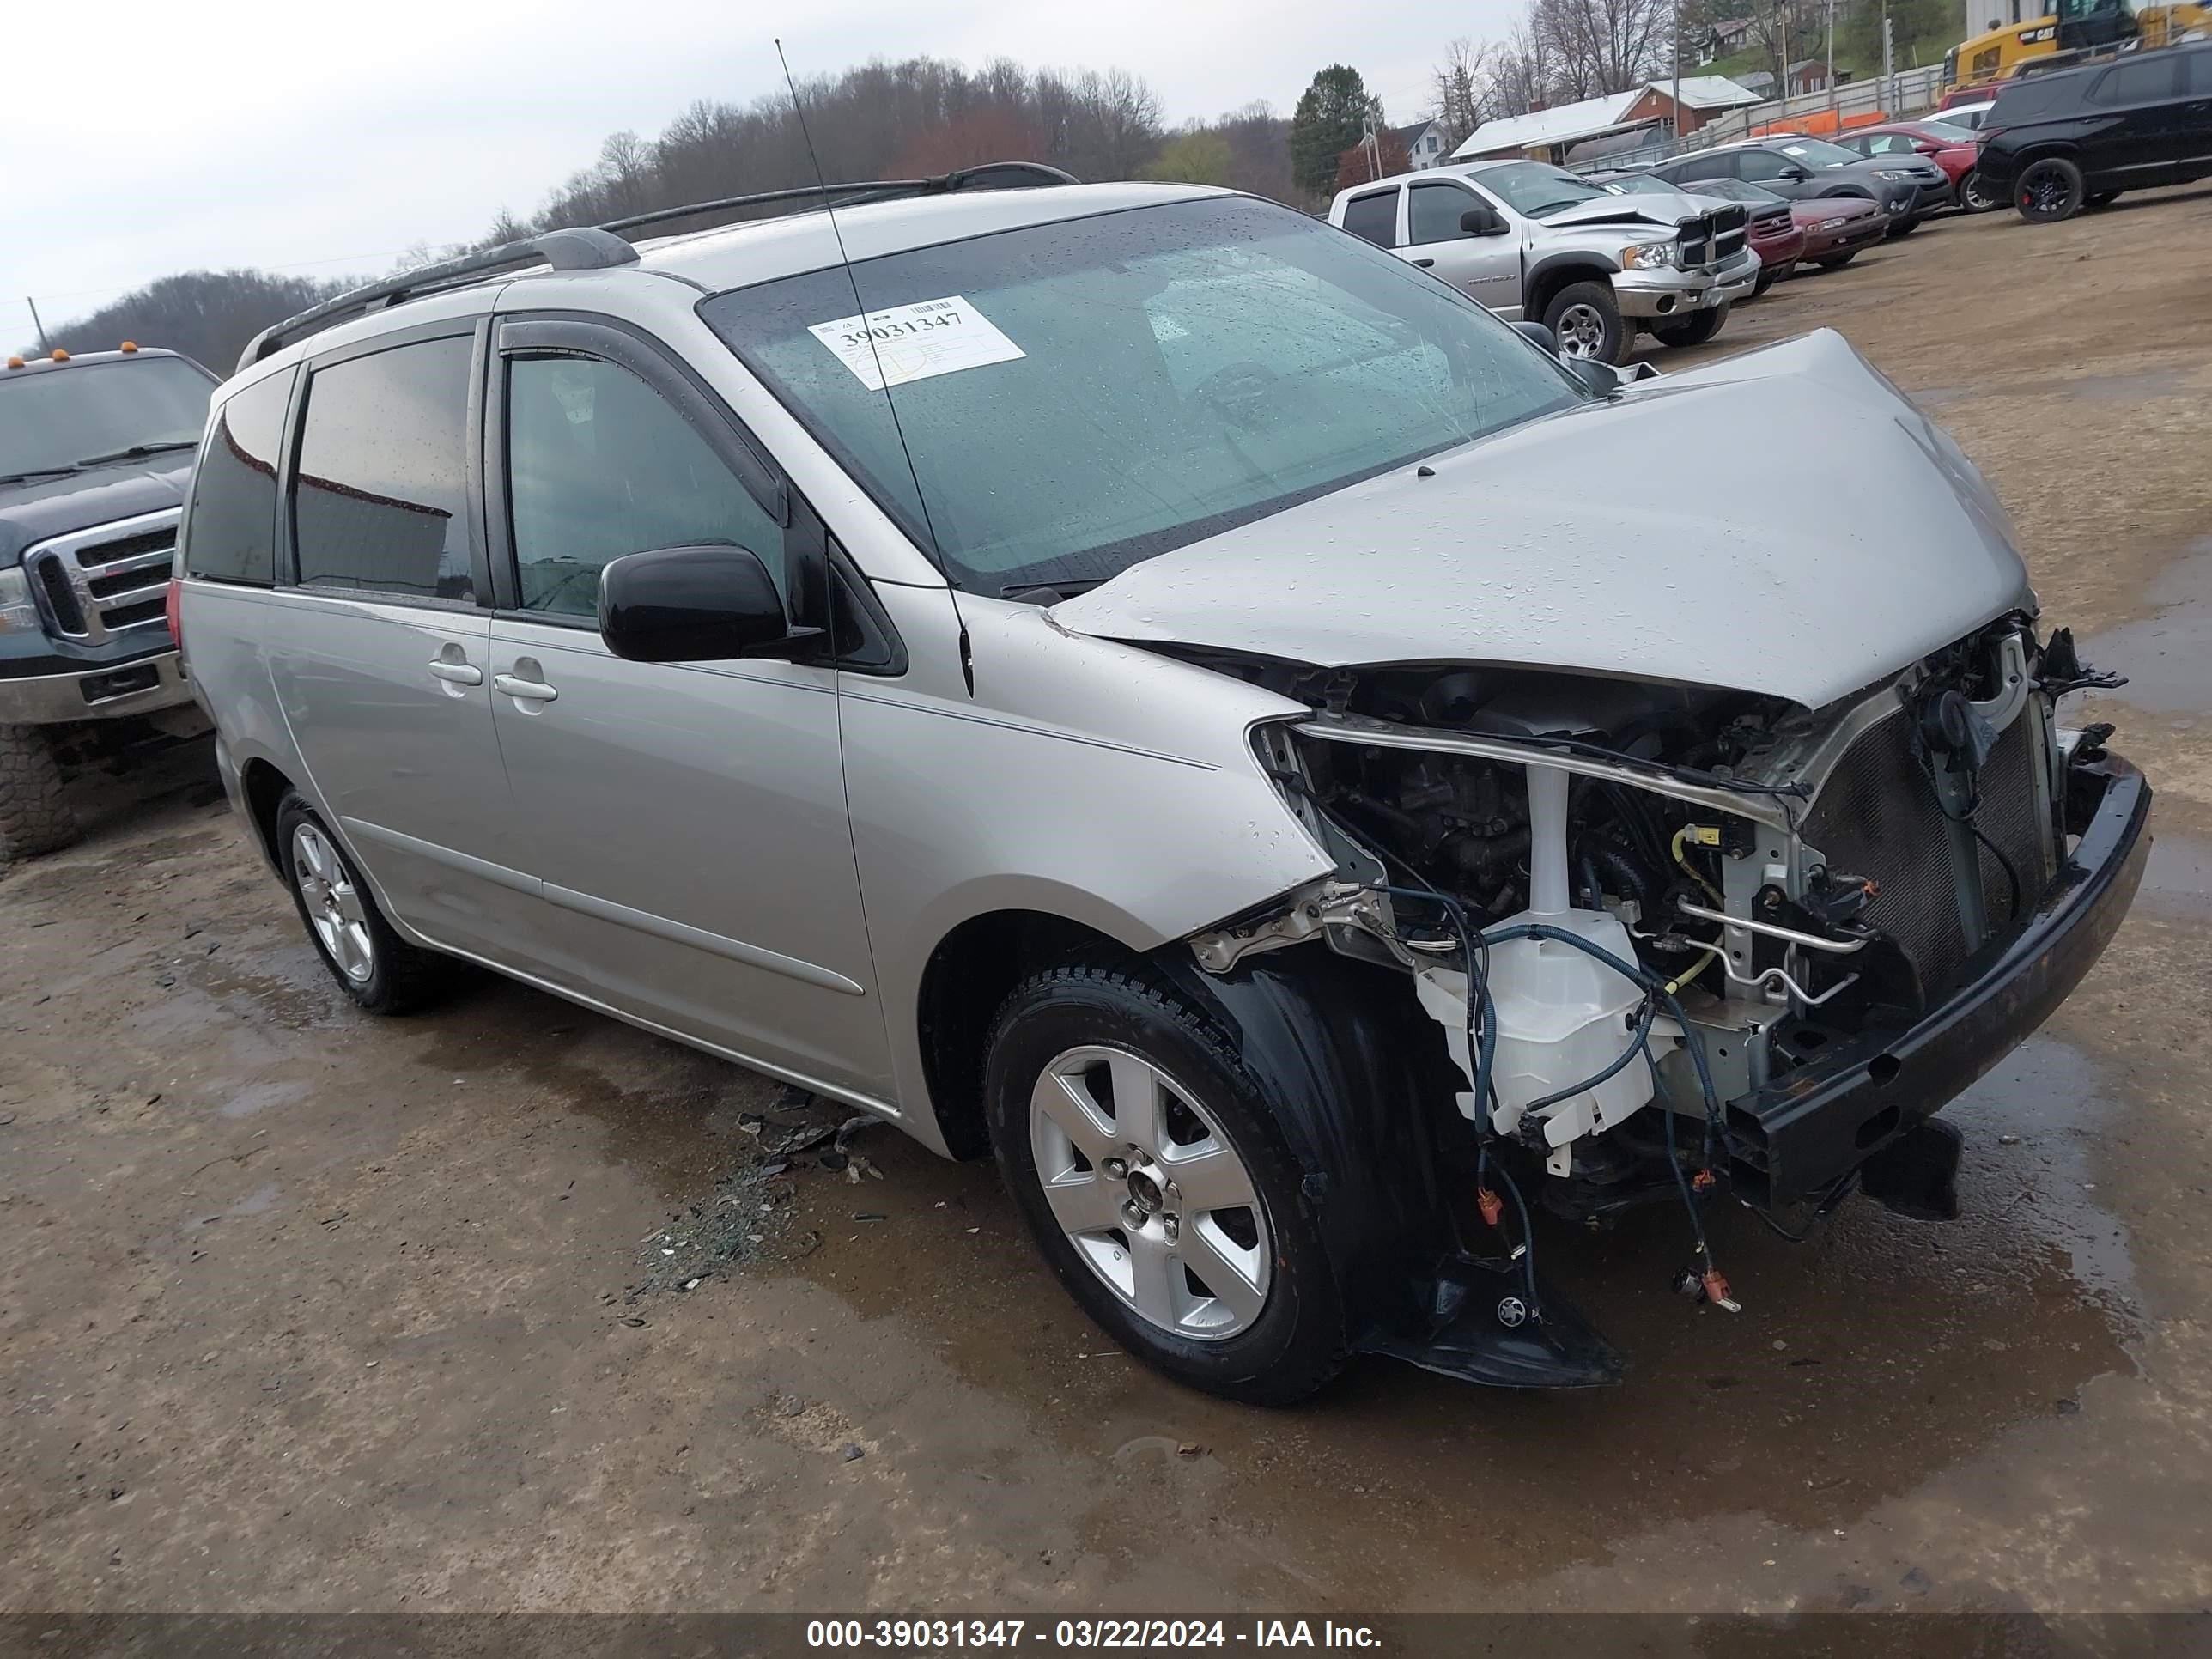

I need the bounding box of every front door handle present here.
[428,659,483,686]
[1412,257,1436,267]
[493,673,558,702]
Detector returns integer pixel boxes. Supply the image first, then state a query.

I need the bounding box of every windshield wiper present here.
[0,465,84,486]
[71,440,199,467]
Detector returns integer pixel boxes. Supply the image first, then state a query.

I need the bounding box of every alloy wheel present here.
[291,823,376,984]
[1027,1044,1273,1341]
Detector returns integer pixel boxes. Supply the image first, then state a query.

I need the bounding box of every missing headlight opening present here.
[1188,615,2115,1351]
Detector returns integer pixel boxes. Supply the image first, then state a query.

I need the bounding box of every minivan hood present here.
[1050,330,2030,711]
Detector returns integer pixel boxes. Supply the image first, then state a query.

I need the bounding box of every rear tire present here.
[0,724,78,864]
[1648,301,1729,348]
[1541,281,1628,367]
[984,963,1350,1405]
[2016,156,2084,222]
[276,792,451,1014]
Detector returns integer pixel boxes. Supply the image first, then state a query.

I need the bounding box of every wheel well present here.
[239,758,294,867]
[1525,264,1614,325]
[917,909,1139,1159]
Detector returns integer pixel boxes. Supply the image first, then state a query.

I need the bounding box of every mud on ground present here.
[4,185,2211,1616]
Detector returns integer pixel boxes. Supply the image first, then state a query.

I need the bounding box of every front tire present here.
[1885,216,1922,239]
[2016,157,2084,222]
[1816,250,1859,269]
[1649,301,1729,348]
[276,792,451,1014]
[1752,265,1778,298]
[984,963,1349,1405]
[1960,170,2000,212]
[0,724,77,864]
[1541,281,1628,366]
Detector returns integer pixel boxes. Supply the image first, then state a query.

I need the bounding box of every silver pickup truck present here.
[1330,159,1757,364]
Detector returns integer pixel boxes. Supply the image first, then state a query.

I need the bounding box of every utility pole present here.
[1671,0,1682,143]
[1827,0,1838,120]
[26,297,49,354]
[1882,7,1896,112]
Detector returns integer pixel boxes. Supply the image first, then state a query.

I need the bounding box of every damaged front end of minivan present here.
[1168,618,2148,1388]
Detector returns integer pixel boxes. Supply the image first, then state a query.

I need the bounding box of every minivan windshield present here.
[703,196,1583,593]
[0,357,216,483]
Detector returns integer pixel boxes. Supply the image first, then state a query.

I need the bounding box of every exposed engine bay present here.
[1180,614,2130,1354]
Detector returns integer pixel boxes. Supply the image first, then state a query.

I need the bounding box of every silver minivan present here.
[175,172,2147,1401]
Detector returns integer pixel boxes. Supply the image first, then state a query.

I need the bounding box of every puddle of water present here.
[2137,831,2210,921]
[184,948,350,1031]
[2077,539,2212,719]
[738,1035,2134,1598]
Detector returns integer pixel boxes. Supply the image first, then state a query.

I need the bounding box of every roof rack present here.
[234,161,1079,374]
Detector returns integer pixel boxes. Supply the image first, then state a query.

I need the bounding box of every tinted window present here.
[1738,149,1795,180]
[1340,190,1397,246]
[1989,77,2078,120]
[506,356,783,618]
[704,197,1580,594]
[1407,181,1477,241]
[293,337,475,600]
[2091,58,2178,104]
[182,369,291,586]
[1671,151,1733,180]
[2190,47,2212,94]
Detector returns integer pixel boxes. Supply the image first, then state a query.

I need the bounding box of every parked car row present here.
[1330,37,2212,362]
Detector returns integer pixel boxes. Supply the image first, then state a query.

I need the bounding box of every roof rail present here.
[234,161,1079,374]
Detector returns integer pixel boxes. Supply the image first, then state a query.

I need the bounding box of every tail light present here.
[165,577,182,649]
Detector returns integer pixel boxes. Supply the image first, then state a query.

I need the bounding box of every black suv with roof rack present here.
[1977,41,2212,221]
[0,344,218,860]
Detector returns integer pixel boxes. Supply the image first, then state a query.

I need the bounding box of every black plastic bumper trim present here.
[1726,755,2148,1210]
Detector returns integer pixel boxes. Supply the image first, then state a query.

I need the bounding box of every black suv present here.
[1977,42,2212,221]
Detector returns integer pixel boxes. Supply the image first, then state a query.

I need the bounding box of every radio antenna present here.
[775,39,975,696]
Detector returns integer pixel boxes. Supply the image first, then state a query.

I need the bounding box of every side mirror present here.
[1780,164,1811,181]
[1512,320,1559,353]
[1460,204,1510,236]
[1562,355,1624,394]
[599,544,820,664]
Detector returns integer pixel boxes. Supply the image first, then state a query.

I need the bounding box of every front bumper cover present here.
[1724,753,2149,1211]
[1612,268,1723,318]
[0,648,194,724]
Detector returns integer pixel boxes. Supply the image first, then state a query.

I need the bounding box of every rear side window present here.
[183,369,291,586]
[1989,77,2076,121]
[1673,151,1734,180]
[292,337,476,601]
[2189,47,2212,94]
[1339,190,1397,247]
[2090,57,2178,105]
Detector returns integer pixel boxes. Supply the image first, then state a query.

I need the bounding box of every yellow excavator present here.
[1942,0,2210,93]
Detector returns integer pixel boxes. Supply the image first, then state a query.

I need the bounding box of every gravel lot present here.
[4,184,2210,1617]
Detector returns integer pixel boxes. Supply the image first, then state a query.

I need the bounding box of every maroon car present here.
[1593,172,1806,297]
[1790,195,1887,269]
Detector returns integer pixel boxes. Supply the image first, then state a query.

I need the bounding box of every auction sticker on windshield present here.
[807,296,1024,391]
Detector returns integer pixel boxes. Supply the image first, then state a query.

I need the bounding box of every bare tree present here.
[1535,0,1674,99]
[1430,37,1491,151]
[1484,15,1557,119]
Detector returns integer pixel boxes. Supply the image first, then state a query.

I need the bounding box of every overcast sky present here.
[5,0,1524,348]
